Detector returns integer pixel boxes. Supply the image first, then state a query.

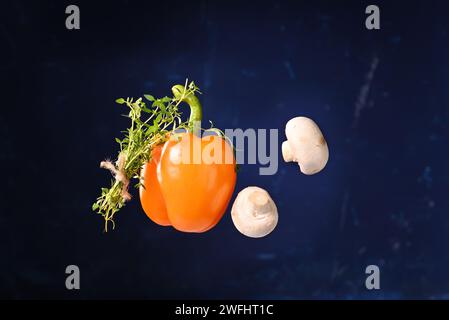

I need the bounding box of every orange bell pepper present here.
[139,86,237,232]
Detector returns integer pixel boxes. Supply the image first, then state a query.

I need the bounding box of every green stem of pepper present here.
[172,84,203,135]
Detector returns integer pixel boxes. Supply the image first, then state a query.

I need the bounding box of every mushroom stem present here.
[248,190,270,214]
[281,141,294,162]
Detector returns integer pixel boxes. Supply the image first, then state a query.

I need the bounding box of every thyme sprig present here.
[92,80,200,231]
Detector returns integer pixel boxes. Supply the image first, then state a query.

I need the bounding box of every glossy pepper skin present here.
[139,132,237,232]
[139,145,170,226]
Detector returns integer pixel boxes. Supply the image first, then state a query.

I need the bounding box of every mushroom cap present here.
[231,186,278,238]
[284,116,329,175]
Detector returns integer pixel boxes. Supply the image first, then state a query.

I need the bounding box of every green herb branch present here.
[92,80,201,232]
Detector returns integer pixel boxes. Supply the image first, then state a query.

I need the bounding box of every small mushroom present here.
[282,116,329,175]
[231,186,278,238]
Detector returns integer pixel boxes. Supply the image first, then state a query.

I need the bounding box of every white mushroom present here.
[282,116,329,175]
[231,186,278,238]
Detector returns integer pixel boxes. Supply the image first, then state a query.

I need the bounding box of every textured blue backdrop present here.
[1,0,449,299]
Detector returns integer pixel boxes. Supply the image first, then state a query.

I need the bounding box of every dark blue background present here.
[1,0,449,299]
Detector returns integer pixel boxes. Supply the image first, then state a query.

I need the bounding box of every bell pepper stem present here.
[172,84,202,135]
